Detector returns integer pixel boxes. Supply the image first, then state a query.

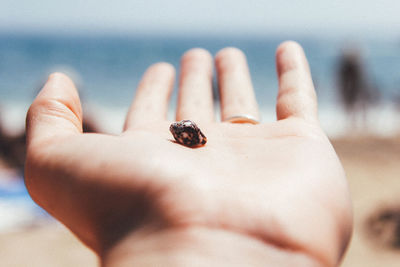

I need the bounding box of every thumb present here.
[26,72,83,147]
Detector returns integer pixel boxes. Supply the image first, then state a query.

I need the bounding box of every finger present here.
[276,41,318,123]
[176,48,214,123]
[215,47,259,122]
[124,63,175,130]
[26,72,83,146]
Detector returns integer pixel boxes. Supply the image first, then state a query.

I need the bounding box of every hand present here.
[25,42,352,267]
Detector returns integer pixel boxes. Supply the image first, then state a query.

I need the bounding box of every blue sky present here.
[1,0,399,37]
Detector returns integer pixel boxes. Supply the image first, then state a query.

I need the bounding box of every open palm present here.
[25,42,352,266]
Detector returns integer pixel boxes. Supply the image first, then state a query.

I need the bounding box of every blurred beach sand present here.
[337,136,400,267]
[0,135,399,266]
[0,223,98,266]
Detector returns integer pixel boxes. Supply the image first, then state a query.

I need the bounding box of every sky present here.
[0,0,400,37]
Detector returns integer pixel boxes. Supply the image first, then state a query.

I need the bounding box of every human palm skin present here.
[25,42,352,266]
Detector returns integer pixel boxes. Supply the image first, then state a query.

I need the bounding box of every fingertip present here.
[215,47,246,65]
[276,41,308,76]
[42,72,77,96]
[39,72,79,100]
[215,47,249,78]
[48,72,73,83]
[146,62,176,77]
[215,47,245,58]
[182,48,212,62]
[180,48,213,76]
[276,41,304,57]
[139,62,176,96]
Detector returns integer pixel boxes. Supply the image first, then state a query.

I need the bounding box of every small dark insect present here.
[169,120,207,147]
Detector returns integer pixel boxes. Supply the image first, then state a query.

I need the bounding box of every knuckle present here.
[277,89,317,121]
[35,98,80,121]
[278,84,316,101]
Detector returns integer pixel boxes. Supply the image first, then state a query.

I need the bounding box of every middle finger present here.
[176,48,215,123]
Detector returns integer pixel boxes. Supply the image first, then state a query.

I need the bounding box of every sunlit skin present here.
[25,42,352,267]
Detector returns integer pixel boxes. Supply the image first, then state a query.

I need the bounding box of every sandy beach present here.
[336,136,400,266]
[0,135,399,266]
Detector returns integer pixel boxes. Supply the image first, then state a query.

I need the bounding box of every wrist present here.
[101,226,323,267]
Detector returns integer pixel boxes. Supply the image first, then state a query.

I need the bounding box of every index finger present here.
[275,41,318,124]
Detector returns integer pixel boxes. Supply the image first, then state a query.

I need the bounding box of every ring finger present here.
[215,47,260,123]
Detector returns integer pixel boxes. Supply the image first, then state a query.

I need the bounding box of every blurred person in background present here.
[337,46,379,133]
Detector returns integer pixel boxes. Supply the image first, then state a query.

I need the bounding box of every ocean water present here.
[0,33,399,136]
